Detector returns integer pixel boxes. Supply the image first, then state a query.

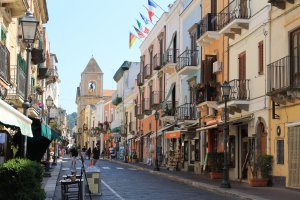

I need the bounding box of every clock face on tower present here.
[88,81,96,93]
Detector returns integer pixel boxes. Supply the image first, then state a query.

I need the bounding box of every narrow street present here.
[54,157,234,200]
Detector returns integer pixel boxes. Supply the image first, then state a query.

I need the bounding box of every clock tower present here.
[76,57,104,111]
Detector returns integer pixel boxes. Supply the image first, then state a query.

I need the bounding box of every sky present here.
[45,0,175,114]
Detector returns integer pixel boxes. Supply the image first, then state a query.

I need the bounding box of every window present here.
[195,139,200,161]
[184,141,189,161]
[277,140,284,164]
[258,41,264,75]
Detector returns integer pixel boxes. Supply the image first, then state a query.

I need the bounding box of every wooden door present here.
[238,52,246,99]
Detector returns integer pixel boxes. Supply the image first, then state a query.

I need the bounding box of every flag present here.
[136,19,142,30]
[134,26,145,38]
[144,27,150,34]
[140,13,149,24]
[129,32,137,48]
[146,6,154,22]
[148,0,157,8]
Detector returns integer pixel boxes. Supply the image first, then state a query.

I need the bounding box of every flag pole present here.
[152,0,167,12]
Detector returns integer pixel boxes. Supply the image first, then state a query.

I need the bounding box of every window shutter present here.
[258,41,264,75]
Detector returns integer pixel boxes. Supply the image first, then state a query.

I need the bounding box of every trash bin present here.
[85,166,101,196]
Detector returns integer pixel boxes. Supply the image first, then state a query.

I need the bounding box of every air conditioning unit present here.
[213,61,222,73]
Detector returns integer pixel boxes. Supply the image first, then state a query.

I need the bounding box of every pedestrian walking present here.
[109,146,115,161]
[81,146,87,159]
[69,146,78,173]
[92,143,100,165]
[86,147,91,160]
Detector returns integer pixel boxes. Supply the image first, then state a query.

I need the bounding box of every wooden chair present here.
[60,179,83,200]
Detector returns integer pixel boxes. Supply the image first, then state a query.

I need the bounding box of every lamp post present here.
[20,11,39,158]
[46,95,55,165]
[220,81,231,188]
[124,112,128,163]
[154,111,160,171]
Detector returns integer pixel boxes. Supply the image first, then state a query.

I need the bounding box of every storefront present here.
[165,130,182,171]
[0,99,33,164]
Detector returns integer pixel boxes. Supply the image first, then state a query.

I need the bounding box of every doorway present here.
[240,124,248,180]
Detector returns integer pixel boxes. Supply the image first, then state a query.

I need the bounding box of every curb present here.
[108,159,268,200]
[44,159,63,200]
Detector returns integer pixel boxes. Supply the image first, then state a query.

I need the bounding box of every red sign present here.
[165,130,181,139]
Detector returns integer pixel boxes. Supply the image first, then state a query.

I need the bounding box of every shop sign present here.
[165,130,181,139]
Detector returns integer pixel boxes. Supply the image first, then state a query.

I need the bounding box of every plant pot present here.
[209,172,223,179]
[248,178,268,187]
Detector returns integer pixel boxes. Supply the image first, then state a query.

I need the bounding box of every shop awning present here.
[196,124,218,132]
[51,129,62,141]
[41,124,52,140]
[111,126,121,133]
[165,130,181,139]
[0,99,33,137]
[157,124,174,137]
[286,121,300,127]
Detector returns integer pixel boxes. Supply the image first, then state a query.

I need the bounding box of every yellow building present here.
[267,0,300,188]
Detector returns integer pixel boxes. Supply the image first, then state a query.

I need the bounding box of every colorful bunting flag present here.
[136,19,142,30]
[144,27,150,34]
[129,32,137,48]
[148,0,157,8]
[140,13,149,24]
[134,26,145,38]
[146,6,154,22]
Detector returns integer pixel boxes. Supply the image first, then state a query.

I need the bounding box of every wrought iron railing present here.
[226,79,250,101]
[176,103,198,120]
[161,101,178,117]
[143,64,152,79]
[218,0,251,30]
[163,48,178,65]
[7,65,26,99]
[153,53,163,70]
[176,49,199,72]
[197,13,218,39]
[137,72,144,86]
[195,83,220,105]
[267,56,300,94]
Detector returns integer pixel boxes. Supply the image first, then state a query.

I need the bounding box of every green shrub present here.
[0,158,45,200]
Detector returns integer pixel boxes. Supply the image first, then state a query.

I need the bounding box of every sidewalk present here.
[109,158,300,200]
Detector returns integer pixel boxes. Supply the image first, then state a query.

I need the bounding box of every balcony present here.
[135,104,143,119]
[0,43,10,84]
[197,13,220,47]
[37,64,48,79]
[129,121,136,134]
[176,49,199,75]
[218,0,251,38]
[195,83,220,107]
[153,53,163,70]
[176,103,198,122]
[143,64,152,79]
[2,0,28,17]
[267,56,300,98]
[163,48,178,74]
[137,72,144,86]
[151,91,163,108]
[218,79,251,114]
[28,94,41,118]
[46,67,59,85]
[6,65,25,107]
[268,0,294,10]
[161,101,178,123]
[111,118,121,133]
[142,98,151,115]
[112,92,122,106]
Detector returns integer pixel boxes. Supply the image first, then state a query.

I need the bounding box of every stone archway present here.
[255,117,267,155]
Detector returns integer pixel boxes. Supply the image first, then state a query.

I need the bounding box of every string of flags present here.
[129,0,166,48]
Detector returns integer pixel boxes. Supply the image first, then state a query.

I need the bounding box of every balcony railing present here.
[226,79,250,101]
[162,101,178,117]
[0,43,10,83]
[143,64,152,79]
[195,84,220,105]
[151,91,163,107]
[142,98,151,113]
[153,53,163,70]
[176,49,199,72]
[267,56,300,95]
[7,65,26,99]
[46,68,59,85]
[163,48,178,65]
[218,0,251,30]
[112,92,122,105]
[197,13,218,39]
[137,72,144,86]
[176,103,198,120]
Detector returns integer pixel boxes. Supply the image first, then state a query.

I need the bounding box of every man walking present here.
[92,143,100,166]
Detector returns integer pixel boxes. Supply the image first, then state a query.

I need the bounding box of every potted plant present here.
[208,152,224,179]
[249,154,273,187]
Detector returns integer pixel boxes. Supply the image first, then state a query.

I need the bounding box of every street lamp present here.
[154,111,160,171]
[124,112,128,163]
[20,11,39,157]
[220,81,231,188]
